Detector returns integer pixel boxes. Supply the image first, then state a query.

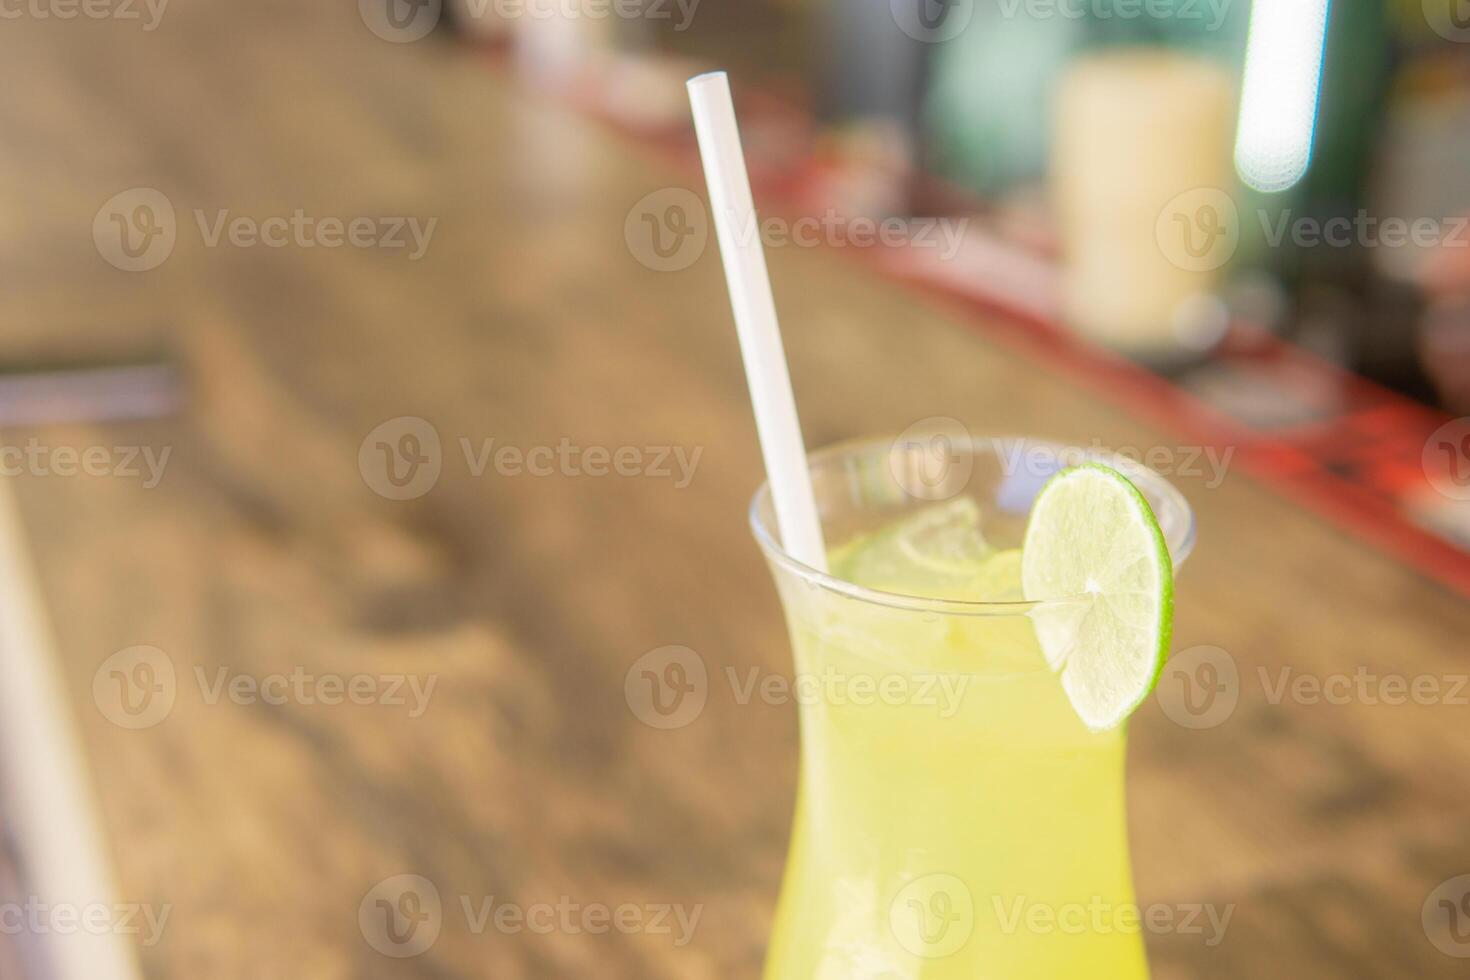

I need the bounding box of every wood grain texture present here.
[0,2,1465,977]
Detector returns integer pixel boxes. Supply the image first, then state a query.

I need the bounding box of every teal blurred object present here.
[923,11,1082,195]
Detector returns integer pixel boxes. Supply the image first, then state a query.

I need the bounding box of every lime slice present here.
[829,497,993,597]
[1021,464,1174,731]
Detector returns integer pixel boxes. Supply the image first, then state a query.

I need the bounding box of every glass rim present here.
[748,434,1196,618]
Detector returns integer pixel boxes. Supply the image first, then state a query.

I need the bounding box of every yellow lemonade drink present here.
[752,440,1192,980]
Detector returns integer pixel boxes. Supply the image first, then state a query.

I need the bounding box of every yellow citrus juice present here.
[761,506,1149,979]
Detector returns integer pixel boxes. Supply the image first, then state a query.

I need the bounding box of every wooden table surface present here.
[0,2,1467,978]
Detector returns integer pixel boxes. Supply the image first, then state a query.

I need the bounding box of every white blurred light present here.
[1233,0,1332,194]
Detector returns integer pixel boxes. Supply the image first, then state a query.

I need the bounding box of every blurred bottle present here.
[813,0,941,216]
[823,0,932,133]
[1052,49,1237,360]
[514,0,616,87]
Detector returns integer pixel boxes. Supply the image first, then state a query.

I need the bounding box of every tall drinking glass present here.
[751,436,1194,979]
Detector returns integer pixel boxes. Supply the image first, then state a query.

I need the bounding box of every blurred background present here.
[0,0,1469,978]
[438,0,1470,556]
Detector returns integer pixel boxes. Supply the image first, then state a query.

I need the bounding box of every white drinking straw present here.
[0,477,142,980]
[687,71,827,572]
